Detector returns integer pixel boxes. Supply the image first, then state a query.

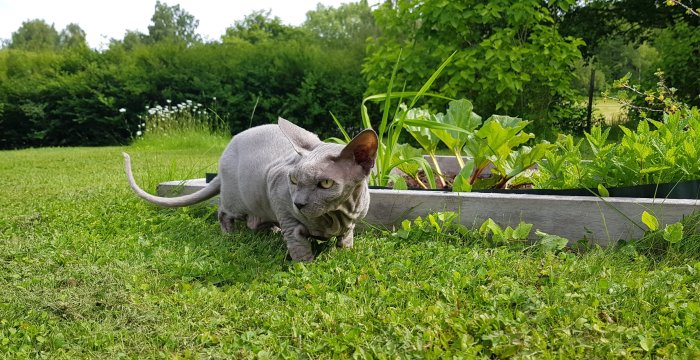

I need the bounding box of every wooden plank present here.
[366,189,699,245]
[156,179,700,245]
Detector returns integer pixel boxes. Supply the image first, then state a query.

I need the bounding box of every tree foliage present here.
[559,0,700,56]
[147,1,201,45]
[303,0,377,53]
[364,0,584,130]
[222,10,301,44]
[9,19,60,51]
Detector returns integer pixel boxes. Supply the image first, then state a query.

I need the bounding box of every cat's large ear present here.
[339,129,378,175]
[278,117,322,154]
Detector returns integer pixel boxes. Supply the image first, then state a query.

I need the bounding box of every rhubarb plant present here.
[403,107,447,187]
[390,143,436,190]
[427,99,482,169]
[462,115,550,189]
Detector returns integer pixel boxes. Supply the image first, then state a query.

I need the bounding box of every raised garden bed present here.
[158,156,699,246]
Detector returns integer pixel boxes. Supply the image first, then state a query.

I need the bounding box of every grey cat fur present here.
[123,117,378,261]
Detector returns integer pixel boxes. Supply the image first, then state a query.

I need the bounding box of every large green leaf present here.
[404,108,441,153]
[477,117,531,159]
[392,143,423,177]
[493,143,554,180]
[430,99,482,154]
[452,160,475,192]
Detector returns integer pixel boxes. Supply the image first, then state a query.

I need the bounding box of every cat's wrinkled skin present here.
[123,118,377,261]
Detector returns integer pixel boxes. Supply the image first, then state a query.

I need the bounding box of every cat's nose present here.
[294,202,306,210]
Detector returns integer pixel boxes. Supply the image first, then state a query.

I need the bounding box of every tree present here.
[303,0,377,52]
[222,10,302,44]
[653,22,700,105]
[559,0,700,57]
[59,23,88,49]
[147,1,201,45]
[9,19,59,51]
[364,0,583,127]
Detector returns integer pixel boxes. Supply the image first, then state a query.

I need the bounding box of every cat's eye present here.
[318,179,334,189]
[290,175,298,185]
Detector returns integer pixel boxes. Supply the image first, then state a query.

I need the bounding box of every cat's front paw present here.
[336,229,354,248]
[288,245,314,262]
[283,223,315,261]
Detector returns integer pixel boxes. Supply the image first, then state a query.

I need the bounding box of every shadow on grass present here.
[145,205,347,287]
[141,205,290,287]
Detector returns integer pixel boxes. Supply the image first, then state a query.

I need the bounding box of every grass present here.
[2,131,700,358]
[594,97,627,126]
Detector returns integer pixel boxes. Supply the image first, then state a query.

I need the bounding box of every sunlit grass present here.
[1,129,698,357]
[595,97,627,125]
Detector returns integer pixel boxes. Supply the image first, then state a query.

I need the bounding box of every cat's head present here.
[279,118,378,218]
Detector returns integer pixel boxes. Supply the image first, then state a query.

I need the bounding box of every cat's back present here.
[226,124,291,156]
[218,123,297,219]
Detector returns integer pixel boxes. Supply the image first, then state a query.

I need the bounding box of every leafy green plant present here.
[478,219,532,246]
[364,0,583,126]
[334,51,474,187]
[393,211,472,243]
[630,210,699,263]
[403,107,447,187]
[389,143,436,190]
[479,218,569,252]
[428,99,482,168]
[462,116,554,189]
[535,107,700,190]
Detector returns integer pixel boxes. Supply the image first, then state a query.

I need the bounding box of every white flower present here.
[166,99,172,104]
[186,99,193,104]
[119,108,126,113]
[148,108,156,115]
[136,131,143,136]
[212,97,217,101]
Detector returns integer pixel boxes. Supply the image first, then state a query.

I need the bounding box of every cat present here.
[122,117,378,261]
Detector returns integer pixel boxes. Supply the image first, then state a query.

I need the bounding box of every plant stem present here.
[414,176,428,189]
[429,153,447,188]
[495,176,510,189]
[454,151,465,168]
[470,165,486,185]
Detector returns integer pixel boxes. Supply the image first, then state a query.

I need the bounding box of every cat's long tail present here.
[122,152,221,207]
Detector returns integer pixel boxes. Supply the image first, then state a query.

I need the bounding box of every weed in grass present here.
[629,212,700,263]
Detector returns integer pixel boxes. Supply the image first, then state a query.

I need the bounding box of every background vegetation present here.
[1,0,698,149]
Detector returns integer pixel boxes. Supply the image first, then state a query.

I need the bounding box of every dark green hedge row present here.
[0,40,366,149]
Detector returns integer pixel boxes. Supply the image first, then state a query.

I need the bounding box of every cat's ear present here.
[340,129,378,175]
[278,117,322,154]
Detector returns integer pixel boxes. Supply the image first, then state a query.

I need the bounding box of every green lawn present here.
[2,133,699,358]
[594,97,627,125]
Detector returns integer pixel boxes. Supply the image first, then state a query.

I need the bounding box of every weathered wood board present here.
[157,179,699,245]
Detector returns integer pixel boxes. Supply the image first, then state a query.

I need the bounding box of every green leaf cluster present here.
[364,0,584,128]
[535,107,700,189]
[394,212,473,243]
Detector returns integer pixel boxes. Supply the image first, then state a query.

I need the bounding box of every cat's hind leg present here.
[246,216,280,233]
[218,210,245,233]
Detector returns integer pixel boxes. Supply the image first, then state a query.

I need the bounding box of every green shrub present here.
[550,99,605,135]
[0,38,366,149]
